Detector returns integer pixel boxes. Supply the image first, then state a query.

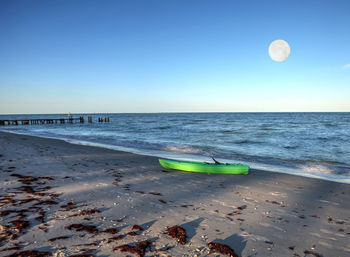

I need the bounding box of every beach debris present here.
[304,250,323,257]
[114,240,151,257]
[265,200,285,207]
[3,250,52,257]
[226,216,233,221]
[66,224,99,234]
[288,246,295,250]
[180,204,194,208]
[326,216,347,225]
[102,228,119,234]
[69,209,100,217]
[208,242,239,257]
[227,210,242,216]
[49,236,70,242]
[148,192,162,196]
[166,225,187,245]
[132,225,143,231]
[61,201,76,211]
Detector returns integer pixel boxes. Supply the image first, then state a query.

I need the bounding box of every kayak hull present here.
[159,159,249,175]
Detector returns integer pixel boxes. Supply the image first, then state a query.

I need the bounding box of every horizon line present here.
[1,111,350,115]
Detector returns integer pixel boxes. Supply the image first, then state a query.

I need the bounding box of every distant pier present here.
[0,116,110,126]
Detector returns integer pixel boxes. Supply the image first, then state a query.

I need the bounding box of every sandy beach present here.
[0,131,349,257]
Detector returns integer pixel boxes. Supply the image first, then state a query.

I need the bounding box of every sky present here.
[0,0,349,114]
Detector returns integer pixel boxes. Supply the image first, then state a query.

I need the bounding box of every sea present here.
[1,112,349,184]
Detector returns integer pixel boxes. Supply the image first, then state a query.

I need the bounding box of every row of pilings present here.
[0,115,110,126]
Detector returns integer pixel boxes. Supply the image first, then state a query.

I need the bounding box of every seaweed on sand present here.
[66,224,99,234]
[208,242,239,257]
[166,225,187,245]
[114,240,151,257]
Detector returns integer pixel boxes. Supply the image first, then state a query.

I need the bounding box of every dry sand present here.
[0,131,349,257]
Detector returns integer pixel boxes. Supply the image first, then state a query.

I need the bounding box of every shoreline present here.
[0,131,349,256]
[1,129,349,185]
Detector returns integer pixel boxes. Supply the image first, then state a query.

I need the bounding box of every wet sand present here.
[0,131,349,257]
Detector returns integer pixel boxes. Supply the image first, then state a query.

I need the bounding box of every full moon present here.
[269,39,290,62]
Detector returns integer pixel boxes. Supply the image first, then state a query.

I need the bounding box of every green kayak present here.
[159,158,249,175]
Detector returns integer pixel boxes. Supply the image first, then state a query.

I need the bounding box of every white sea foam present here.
[299,164,333,174]
[163,145,202,154]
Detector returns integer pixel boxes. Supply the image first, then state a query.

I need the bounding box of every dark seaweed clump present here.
[114,240,151,257]
[166,225,187,245]
[208,242,239,257]
[66,224,99,234]
[102,228,119,234]
[132,225,143,231]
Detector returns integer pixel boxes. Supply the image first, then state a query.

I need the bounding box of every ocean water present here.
[1,113,349,183]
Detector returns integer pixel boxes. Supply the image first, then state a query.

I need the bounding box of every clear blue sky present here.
[1,0,349,113]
